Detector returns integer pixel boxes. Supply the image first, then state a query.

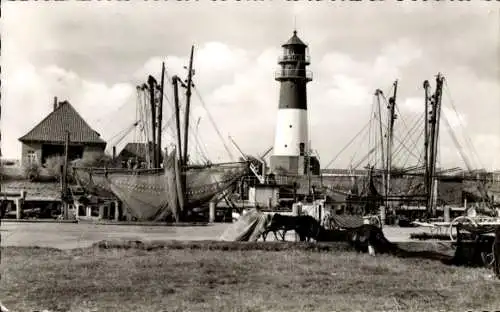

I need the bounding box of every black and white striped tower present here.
[270,30,318,176]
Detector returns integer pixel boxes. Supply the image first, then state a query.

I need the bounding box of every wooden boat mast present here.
[147,75,157,168]
[156,62,165,168]
[183,45,195,168]
[426,73,444,218]
[172,75,183,164]
[385,80,398,212]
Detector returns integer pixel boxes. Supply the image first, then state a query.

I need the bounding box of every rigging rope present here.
[399,126,425,170]
[443,80,483,169]
[159,91,211,163]
[190,119,210,164]
[391,113,425,166]
[324,119,372,169]
[107,121,140,148]
[134,88,139,147]
[349,124,372,169]
[192,86,235,161]
[350,138,379,170]
[380,92,421,154]
[380,121,421,161]
[368,95,376,167]
[441,110,474,173]
[91,96,133,127]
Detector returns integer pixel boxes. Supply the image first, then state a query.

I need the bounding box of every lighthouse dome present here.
[282,30,307,47]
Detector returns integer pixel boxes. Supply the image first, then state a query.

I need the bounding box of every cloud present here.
[1,34,137,158]
[2,2,499,171]
[472,134,500,170]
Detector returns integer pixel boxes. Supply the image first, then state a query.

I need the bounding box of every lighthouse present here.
[270,30,320,176]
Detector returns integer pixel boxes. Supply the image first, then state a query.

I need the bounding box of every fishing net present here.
[220,209,271,242]
[73,151,180,221]
[109,151,180,221]
[73,156,249,221]
[325,214,365,230]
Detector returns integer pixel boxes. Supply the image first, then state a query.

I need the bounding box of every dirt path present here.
[0,222,428,249]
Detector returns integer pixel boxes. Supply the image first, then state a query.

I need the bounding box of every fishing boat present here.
[72,46,250,222]
[327,74,497,222]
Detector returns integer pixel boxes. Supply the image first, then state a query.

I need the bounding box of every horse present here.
[261,214,323,242]
[316,224,395,256]
[344,224,392,256]
[261,214,295,241]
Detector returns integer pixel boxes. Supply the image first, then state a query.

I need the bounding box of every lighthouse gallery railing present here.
[274,69,313,81]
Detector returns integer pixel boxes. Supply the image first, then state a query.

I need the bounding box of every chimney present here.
[53,96,58,111]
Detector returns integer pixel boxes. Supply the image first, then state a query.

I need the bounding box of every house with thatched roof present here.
[18,98,107,166]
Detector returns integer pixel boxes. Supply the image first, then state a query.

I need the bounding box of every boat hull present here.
[73,158,247,221]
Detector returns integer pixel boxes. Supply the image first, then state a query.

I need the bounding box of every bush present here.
[23,162,41,181]
[45,155,65,180]
[72,151,116,168]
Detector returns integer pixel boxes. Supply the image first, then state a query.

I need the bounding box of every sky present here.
[1,1,499,171]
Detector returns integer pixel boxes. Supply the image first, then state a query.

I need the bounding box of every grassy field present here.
[1,241,499,312]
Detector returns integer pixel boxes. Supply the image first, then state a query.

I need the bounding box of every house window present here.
[27,151,37,164]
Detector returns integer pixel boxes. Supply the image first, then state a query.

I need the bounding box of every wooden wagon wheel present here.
[448,216,477,242]
[370,215,382,229]
[450,216,497,268]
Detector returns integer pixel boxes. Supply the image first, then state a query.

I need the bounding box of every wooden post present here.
[317,202,322,224]
[209,201,216,223]
[15,198,22,220]
[15,190,26,219]
[292,182,297,203]
[444,206,450,223]
[114,201,120,221]
[380,205,386,225]
[292,202,301,242]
